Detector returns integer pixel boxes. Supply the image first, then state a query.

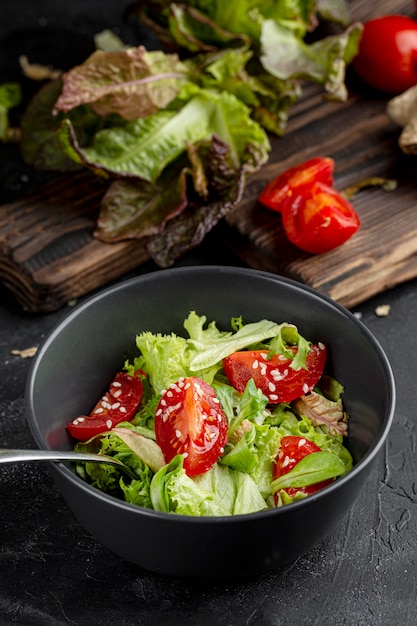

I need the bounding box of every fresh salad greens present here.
[73,312,352,516]
[3,1,362,266]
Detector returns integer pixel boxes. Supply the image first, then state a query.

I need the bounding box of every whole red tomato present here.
[353,15,417,94]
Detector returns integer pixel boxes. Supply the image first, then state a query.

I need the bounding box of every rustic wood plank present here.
[0,172,149,311]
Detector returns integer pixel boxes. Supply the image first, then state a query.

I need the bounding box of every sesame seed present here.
[278,354,287,361]
[167,391,173,398]
[252,360,259,369]
[210,432,216,439]
[268,382,276,392]
[94,407,104,414]
[156,408,162,416]
[269,394,278,401]
[175,429,181,438]
[184,382,191,389]
[111,381,122,387]
[111,402,120,410]
[302,383,309,394]
[298,438,306,447]
[112,389,122,398]
[106,419,112,429]
[194,383,203,397]
[183,452,188,458]
[213,397,220,404]
[282,456,290,468]
[318,342,325,350]
[120,407,127,413]
[161,399,167,406]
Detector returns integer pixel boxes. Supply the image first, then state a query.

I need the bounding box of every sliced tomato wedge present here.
[66,370,144,441]
[281,181,360,254]
[273,435,333,503]
[154,376,228,477]
[258,157,334,213]
[222,344,326,404]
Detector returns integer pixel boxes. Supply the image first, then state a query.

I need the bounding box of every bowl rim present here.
[25,265,396,523]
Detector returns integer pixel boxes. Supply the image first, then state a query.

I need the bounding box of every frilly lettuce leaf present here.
[54,46,193,120]
[135,331,191,395]
[150,455,267,516]
[58,89,270,182]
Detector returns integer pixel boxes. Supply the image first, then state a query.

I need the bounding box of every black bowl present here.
[25,266,395,578]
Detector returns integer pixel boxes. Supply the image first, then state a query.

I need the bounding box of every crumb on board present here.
[11,346,38,358]
[375,304,391,317]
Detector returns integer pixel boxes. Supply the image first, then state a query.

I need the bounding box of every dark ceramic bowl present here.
[25,266,395,578]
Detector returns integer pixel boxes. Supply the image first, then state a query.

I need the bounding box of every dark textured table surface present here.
[1,2,417,625]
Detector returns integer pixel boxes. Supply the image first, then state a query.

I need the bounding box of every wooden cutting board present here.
[1,0,416,312]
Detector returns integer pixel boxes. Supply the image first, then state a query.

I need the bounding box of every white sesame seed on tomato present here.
[302,383,310,394]
[269,394,278,401]
[105,419,112,429]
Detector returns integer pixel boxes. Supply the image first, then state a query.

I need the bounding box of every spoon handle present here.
[0,449,137,479]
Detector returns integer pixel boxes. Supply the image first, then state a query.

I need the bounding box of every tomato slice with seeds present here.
[222,344,326,404]
[258,157,334,213]
[66,370,144,441]
[273,435,333,503]
[154,376,228,477]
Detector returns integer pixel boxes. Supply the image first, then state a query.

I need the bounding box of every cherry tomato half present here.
[353,15,417,94]
[273,436,333,503]
[258,157,334,213]
[66,370,144,441]
[222,344,327,404]
[154,376,228,476]
[281,181,360,254]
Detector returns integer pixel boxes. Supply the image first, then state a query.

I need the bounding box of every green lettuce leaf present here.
[135,331,191,395]
[150,454,267,516]
[74,429,155,506]
[58,88,269,182]
[220,422,281,500]
[271,450,345,492]
[260,19,363,101]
